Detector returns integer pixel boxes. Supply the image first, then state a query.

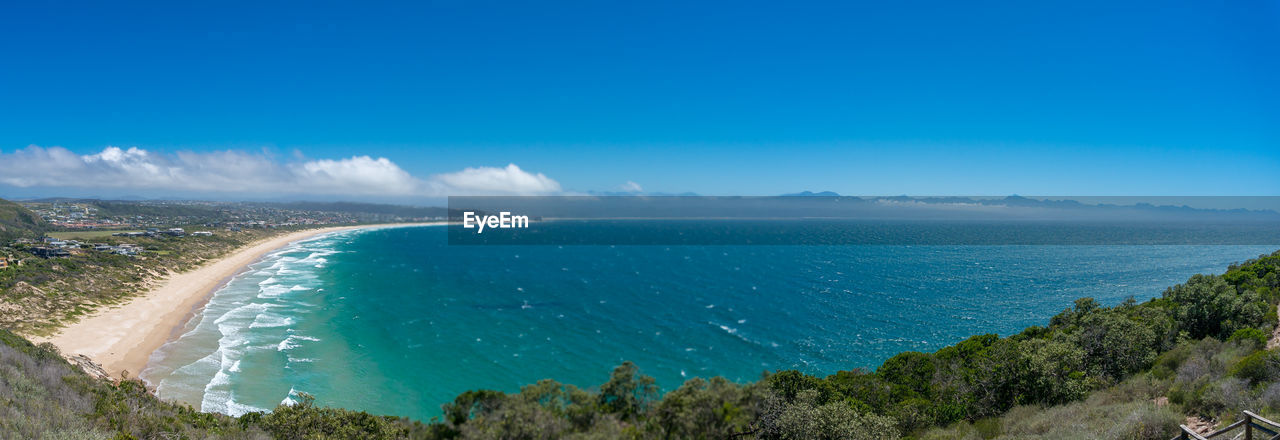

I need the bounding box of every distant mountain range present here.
[781,191,842,197]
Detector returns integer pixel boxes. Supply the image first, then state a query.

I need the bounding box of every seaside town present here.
[20,199,434,230]
[0,198,448,270]
[0,196,455,340]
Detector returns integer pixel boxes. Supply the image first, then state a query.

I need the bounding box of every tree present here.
[650,377,764,438]
[1165,275,1266,340]
[1020,338,1089,404]
[598,361,659,420]
[757,390,899,440]
[1075,312,1158,381]
[877,352,935,399]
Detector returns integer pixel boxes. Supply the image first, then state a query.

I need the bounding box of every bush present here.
[256,393,415,440]
[1228,328,1269,349]
[1165,274,1267,340]
[757,390,899,440]
[1231,350,1280,384]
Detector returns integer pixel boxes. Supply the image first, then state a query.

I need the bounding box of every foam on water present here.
[281,387,300,406]
[249,312,293,329]
[144,229,362,418]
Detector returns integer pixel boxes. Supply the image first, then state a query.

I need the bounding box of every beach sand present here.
[34,223,438,379]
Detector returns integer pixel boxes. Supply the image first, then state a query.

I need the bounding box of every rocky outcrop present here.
[68,354,111,381]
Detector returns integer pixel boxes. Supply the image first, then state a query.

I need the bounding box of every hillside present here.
[0,198,46,241]
[0,328,430,439]
[90,200,226,218]
[259,201,452,218]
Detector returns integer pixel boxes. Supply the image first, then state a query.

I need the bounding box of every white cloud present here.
[620,181,643,193]
[0,145,562,197]
[294,156,420,195]
[432,163,562,195]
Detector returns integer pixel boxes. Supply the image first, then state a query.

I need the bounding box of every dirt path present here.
[1269,303,1280,350]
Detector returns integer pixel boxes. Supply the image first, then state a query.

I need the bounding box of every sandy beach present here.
[34,222,439,379]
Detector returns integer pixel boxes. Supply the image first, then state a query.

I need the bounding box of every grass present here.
[917,376,1183,440]
[46,230,140,240]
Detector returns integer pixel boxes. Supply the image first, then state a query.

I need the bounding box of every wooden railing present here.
[1175,411,1280,440]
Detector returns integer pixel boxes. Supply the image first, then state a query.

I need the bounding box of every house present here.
[0,256,9,270]
[116,244,142,256]
[192,231,213,236]
[52,240,81,249]
[164,228,186,237]
[30,247,71,258]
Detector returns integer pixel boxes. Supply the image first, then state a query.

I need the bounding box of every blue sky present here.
[1,1,1277,200]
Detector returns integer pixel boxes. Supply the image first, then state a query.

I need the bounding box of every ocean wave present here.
[297,251,336,264]
[200,331,264,417]
[281,386,303,406]
[151,231,349,417]
[213,302,275,325]
[248,312,294,329]
[258,284,292,298]
[711,321,760,346]
[277,334,320,352]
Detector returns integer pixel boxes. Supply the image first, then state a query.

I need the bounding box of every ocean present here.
[141,223,1278,421]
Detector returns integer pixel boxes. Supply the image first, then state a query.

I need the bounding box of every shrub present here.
[757,390,899,440]
[1231,350,1280,384]
[1228,328,1269,349]
[1165,274,1267,340]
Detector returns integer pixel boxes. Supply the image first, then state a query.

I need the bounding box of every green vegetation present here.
[0,199,46,242]
[260,201,451,219]
[46,230,141,240]
[90,200,226,219]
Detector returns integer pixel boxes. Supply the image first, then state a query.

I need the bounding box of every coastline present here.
[34,222,441,379]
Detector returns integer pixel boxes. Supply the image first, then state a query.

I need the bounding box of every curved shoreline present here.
[34,222,441,379]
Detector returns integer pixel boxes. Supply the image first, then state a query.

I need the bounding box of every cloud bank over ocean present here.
[0,145,560,197]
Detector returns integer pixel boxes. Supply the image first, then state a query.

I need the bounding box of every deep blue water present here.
[142,223,1278,421]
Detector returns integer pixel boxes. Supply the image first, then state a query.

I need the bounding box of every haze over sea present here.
[142,223,1277,421]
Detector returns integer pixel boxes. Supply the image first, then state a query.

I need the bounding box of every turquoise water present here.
[141,224,1277,421]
